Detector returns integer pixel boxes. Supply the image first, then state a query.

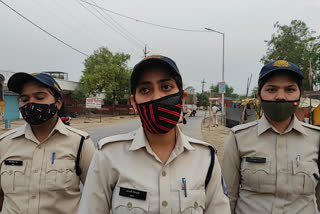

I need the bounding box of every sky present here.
[1,0,320,95]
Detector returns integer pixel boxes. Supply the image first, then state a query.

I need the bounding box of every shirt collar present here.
[10,118,69,142]
[258,114,307,136]
[128,126,195,151]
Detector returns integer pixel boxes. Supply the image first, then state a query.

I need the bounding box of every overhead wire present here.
[0,0,89,57]
[76,0,144,49]
[79,0,208,33]
[89,0,146,47]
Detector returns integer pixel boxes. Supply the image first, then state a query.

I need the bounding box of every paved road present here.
[87,110,206,145]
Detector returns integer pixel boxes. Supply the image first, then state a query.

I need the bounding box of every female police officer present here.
[0,72,95,214]
[79,55,230,213]
[222,60,320,214]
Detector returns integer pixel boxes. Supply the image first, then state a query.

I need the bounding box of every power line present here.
[90,0,145,47]
[0,0,89,57]
[76,0,144,49]
[79,0,208,33]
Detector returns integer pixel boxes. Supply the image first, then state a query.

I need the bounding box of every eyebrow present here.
[20,91,49,97]
[137,78,174,86]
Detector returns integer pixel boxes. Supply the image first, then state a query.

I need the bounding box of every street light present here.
[205,27,225,122]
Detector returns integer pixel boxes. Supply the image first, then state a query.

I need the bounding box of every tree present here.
[196,93,208,107]
[81,47,132,114]
[251,86,258,98]
[71,82,89,103]
[210,83,239,98]
[261,20,320,90]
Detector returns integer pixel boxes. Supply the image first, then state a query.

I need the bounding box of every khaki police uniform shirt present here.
[79,126,230,214]
[0,119,95,214]
[222,115,320,214]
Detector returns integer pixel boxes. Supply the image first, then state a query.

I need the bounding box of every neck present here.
[31,115,58,143]
[145,127,176,164]
[266,115,293,134]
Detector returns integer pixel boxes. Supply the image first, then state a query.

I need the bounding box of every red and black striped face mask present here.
[136,90,183,134]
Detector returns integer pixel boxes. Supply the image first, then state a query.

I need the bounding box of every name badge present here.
[4,160,23,166]
[119,187,147,200]
[246,157,266,163]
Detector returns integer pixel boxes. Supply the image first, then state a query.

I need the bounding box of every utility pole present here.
[201,79,206,93]
[143,44,150,58]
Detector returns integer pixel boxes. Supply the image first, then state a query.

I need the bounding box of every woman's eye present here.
[162,85,173,91]
[266,88,276,92]
[139,88,150,94]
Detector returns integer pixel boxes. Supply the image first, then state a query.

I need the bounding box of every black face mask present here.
[19,103,58,125]
[136,91,183,134]
[260,98,300,122]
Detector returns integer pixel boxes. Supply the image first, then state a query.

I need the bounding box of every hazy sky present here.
[1,0,319,94]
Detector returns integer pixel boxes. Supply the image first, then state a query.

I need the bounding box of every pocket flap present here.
[292,161,315,176]
[113,186,149,212]
[242,158,271,173]
[46,160,74,173]
[179,189,206,212]
[1,161,27,175]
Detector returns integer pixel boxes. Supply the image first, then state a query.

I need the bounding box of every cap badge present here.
[31,73,40,75]
[143,55,162,60]
[273,60,290,67]
[54,83,61,91]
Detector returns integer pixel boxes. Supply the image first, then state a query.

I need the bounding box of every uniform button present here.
[38,146,41,149]
[162,201,168,207]
[33,169,38,173]
[194,201,199,208]
[127,202,132,209]
[9,170,13,174]
[31,195,36,199]
[162,171,166,176]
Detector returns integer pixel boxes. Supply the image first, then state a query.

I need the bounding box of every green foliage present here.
[196,93,208,107]
[261,20,320,90]
[81,47,132,106]
[251,86,258,98]
[209,83,239,98]
[71,83,89,103]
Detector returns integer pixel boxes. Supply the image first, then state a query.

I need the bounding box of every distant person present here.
[79,55,230,213]
[222,60,320,213]
[212,105,221,126]
[0,73,95,214]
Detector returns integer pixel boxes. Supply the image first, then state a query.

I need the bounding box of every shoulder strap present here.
[205,146,215,188]
[75,136,85,176]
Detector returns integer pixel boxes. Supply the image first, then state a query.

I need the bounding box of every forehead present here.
[137,68,174,83]
[21,81,51,94]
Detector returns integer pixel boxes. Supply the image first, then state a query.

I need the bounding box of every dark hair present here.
[258,70,302,95]
[132,61,183,94]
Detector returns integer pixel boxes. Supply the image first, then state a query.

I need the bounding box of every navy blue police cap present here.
[259,60,304,81]
[131,55,182,94]
[8,72,63,98]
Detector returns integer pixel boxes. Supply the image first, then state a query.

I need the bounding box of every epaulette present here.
[301,123,320,131]
[65,126,89,139]
[186,136,217,153]
[98,131,135,150]
[0,128,19,141]
[231,120,258,133]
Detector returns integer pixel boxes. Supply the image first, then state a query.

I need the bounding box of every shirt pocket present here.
[292,160,317,194]
[0,162,27,193]
[240,158,275,193]
[179,189,205,214]
[112,185,149,214]
[45,160,79,191]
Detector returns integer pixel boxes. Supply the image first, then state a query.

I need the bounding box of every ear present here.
[256,92,261,101]
[181,91,188,106]
[130,95,138,113]
[56,98,63,110]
